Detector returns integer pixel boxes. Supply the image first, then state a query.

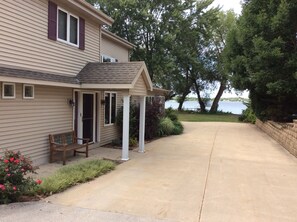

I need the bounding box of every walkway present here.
[1,122,297,222]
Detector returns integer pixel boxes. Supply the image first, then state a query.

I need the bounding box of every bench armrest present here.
[76,138,90,143]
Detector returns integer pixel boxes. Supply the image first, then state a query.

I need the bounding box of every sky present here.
[211,0,242,15]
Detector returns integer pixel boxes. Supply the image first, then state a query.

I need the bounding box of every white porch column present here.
[122,95,130,161]
[138,96,146,153]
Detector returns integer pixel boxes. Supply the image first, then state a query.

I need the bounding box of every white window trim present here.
[101,54,118,63]
[57,7,79,47]
[23,84,34,99]
[104,91,117,126]
[2,83,16,99]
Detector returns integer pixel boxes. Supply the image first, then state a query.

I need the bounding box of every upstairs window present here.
[48,1,85,49]
[104,92,117,125]
[57,8,79,46]
[101,55,118,63]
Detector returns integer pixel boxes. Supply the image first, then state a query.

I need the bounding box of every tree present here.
[170,0,221,112]
[87,0,194,83]
[206,10,237,112]
[224,0,297,121]
[87,0,236,112]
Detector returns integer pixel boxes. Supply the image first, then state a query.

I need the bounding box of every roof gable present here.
[77,62,153,91]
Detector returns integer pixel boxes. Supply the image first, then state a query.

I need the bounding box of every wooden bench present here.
[49,131,90,165]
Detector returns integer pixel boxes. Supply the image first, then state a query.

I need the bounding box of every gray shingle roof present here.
[0,62,148,87]
[0,67,79,84]
[77,62,145,84]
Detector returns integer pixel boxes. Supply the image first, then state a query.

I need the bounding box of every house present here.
[0,0,161,165]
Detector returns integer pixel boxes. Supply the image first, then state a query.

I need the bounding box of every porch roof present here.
[77,62,153,91]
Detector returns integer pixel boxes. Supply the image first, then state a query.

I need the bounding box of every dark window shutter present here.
[79,17,85,50]
[48,1,57,41]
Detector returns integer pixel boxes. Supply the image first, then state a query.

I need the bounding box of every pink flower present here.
[14,159,20,164]
[13,186,17,191]
[4,159,9,164]
[21,168,25,172]
[5,168,9,172]
[0,184,5,191]
[7,174,11,177]
[9,157,14,162]
[36,179,42,185]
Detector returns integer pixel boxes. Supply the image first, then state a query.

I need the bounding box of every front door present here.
[83,94,94,142]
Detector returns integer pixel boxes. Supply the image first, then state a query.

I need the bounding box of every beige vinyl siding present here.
[0,84,73,164]
[99,91,124,146]
[130,74,148,96]
[0,0,100,76]
[101,37,129,62]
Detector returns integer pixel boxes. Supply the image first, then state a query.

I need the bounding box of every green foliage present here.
[224,0,297,121]
[0,150,41,204]
[162,109,184,136]
[172,120,184,135]
[129,137,138,147]
[165,108,178,122]
[239,103,256,123]
[159,117,175,136]
[38,160,115,195]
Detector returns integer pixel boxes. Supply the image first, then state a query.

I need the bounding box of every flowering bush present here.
[0,150,42,204]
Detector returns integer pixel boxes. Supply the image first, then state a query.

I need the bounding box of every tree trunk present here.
[177,92,188,111]
[193,81,207,113]
[210,81,226,113]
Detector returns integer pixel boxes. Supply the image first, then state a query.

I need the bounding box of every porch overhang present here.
[77,61,153,94]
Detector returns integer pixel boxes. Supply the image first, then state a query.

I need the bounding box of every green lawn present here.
[177,112,240,123]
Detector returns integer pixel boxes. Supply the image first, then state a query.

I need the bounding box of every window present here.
[101,55,118,63]
[23,84,34,99]
[104,92,116,125]
[2,83,15,99]
[48,1,85,49]
[57,8,79,46]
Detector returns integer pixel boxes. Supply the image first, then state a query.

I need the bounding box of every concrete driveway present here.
[1,122,297,222]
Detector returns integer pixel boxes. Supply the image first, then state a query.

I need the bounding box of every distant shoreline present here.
[172,97,249,103]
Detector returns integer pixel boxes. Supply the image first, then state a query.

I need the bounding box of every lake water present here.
[165,100,247,115]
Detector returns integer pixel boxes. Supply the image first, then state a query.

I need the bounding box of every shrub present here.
[145,100,164,139]
[172,120,184,135]
[159,117,175,136]
[116,100,164,140]
[0,150,42,204]
[239,103,256,124]
[164,108,184,135]
[165,108,178,121]
[129,137,138,147]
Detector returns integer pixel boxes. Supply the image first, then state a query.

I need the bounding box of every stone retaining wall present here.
[256,119,297,158]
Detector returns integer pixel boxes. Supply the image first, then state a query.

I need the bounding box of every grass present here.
[177,112,240,123]
[38,159,116,195]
